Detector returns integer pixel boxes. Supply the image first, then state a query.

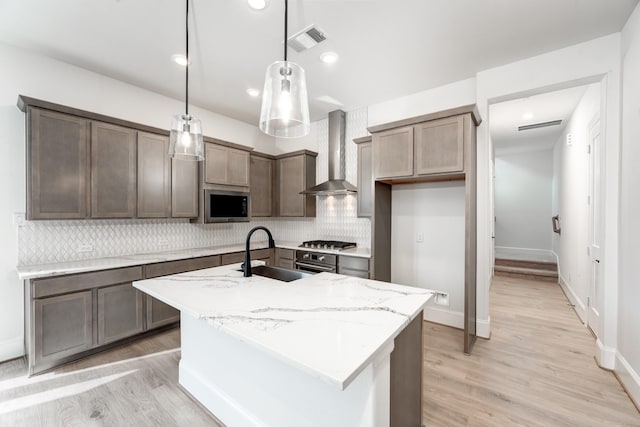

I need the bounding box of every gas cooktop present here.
[299,240,357,251]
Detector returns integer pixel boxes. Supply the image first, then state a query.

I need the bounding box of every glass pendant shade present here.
[169,114,204,160]
[259,60,310,138]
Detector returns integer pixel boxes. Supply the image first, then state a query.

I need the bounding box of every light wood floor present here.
[423,275,640,426]
[1,275,638,426]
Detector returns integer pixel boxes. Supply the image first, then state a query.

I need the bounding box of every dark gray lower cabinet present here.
[33,291,93,367]
[276,248,295,270]
[221,248,274,266]
[146,297,180,330]
[338,256,370,279]
[98,283,144,345]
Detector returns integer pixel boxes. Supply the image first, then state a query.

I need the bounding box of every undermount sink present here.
[240,265,311,282]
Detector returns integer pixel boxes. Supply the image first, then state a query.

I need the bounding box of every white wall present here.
[494,147,554,255]
[367,78,477,128]
[551,83,600,322]
[617,2,640,407]
[391,182,466,328]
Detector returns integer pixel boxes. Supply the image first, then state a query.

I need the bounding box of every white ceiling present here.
[0,0,637,126]
[490,85,590,154]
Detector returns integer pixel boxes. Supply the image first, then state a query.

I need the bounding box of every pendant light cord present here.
[283,0,288,62]
[185,0,189,116]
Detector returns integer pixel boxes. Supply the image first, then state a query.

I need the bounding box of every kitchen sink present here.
[239,265,311,282]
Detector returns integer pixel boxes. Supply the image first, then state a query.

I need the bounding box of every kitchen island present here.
[133,262,432,427]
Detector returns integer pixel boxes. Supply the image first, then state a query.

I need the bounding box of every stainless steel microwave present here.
[204,189,250,223]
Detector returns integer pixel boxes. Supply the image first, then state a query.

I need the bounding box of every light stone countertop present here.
[133,262,432,390]
[16,241,371,281]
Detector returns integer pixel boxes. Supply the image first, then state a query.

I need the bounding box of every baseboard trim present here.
[595,338,616,370]
[476,316,491,339]
[615,352,640,412]
[423,306,463,329]
[558,274,586,323]
[0,336,24,363]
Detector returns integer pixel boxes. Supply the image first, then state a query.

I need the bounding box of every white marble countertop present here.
[133,262,431,390]
[17,240,371,281]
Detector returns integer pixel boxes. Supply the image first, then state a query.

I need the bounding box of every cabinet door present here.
[91,122,136,218]
[27,108,89,219]
[137,132,170,218]
[373,126,413,179]
[204,143,228,184]
[250,155,274,217]
[357,142,373,218]
[34,291,93,365]
[415,116,464,175]
[172,158,199,218]
[146,296,179,330]
[278,155,306,217]
[228,148,250,187]
[97,283,143,345]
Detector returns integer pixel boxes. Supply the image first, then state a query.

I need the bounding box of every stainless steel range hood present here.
[301,109,357,196]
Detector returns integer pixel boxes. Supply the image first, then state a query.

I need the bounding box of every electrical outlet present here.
[158,239,169,247]
[416,233,424,243]
[434,292,450,307]
[77,244,93,253]
[13,212,25,227]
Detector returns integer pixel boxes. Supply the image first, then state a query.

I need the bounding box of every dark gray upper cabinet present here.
[27,107,90,220]
[137,132,170,218]
[277,151,316,217]
[415,116,464,175]
[91,122,136,218]
[250,153,275,217]
[354,136,373,218]
[171,158,199,218]
[204,142,250,187]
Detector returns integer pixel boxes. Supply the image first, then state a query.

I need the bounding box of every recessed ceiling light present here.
[320,51,339,64]
[522,112,534,120]
[247,88,260,97]
[171,54,189,67]
[248,0,268,10]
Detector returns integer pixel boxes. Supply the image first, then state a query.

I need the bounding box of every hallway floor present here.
[423,275,639,426]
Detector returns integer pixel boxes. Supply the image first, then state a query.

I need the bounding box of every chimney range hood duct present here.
[301,109,358,196]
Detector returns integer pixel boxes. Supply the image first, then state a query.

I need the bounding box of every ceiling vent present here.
[288,25,326,52]
[518,120,562,131]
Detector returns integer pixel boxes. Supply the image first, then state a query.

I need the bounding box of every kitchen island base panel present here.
[179,313,392,427]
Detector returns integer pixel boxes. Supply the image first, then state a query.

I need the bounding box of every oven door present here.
[294,261,336,274]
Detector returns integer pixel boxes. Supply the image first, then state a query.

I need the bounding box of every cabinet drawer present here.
[276,248,294,260]
[145,256,221,278]
[221,252,244,265]
[33,267,143,298]
[221,249,274,266]
[339,267,370,279]
[339,256,370,271]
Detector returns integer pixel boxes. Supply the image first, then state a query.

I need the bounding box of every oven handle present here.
[295,261,336,272]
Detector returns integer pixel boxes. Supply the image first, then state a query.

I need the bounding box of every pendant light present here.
[259,0,310,138]
[169,0,204,160]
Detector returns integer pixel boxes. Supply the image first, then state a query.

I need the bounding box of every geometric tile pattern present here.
[18,107,372,266]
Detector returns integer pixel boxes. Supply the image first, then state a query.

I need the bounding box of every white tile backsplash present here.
[18,108,371,266]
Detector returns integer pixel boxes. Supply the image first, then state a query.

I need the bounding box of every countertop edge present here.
[17,241,372,280]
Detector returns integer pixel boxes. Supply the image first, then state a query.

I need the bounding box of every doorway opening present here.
[489,82,603,338]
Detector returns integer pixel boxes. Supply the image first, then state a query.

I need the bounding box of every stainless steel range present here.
[295,240,357,274]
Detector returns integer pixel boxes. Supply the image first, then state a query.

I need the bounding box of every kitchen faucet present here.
[243,226,275,277]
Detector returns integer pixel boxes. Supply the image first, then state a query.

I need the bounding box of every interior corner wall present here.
[494,148,554,255]
[476,33,622,343]
[0,42,275,361]
[391,182,466,328]
[551,83,600,322]
[617,1,640,407]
